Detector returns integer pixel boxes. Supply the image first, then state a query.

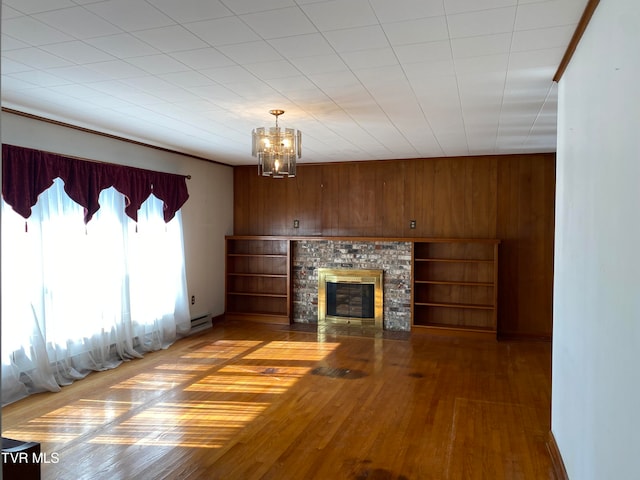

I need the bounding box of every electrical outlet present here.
[410,220,416,229]
[191,295,195,305]
[293,219,300,228]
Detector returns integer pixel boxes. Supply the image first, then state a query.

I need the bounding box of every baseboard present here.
[547,431,569,480]
[497,332,552,342]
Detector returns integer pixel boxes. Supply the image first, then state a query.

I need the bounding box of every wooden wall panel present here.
[378,162,405,236]
[233,153,555,338]
[291,165,322,236]
[497,155,556,339]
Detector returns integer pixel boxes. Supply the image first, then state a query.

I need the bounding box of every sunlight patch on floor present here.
[3,339,342,450]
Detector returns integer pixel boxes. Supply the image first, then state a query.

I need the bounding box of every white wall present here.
[1,111,234,321]
[553,1,640,478]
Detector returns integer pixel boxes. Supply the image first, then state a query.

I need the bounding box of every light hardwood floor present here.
[2,320,555,480]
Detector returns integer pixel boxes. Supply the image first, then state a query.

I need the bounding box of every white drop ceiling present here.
[1,0,587,166]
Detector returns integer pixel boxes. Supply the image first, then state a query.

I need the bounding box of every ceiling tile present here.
[2,0,75,14]
[383,16,449,45]
[146,0,233,23]
[393,41,452,65]
[454,53,509,75]
[48,83,116,99]
[40,41,116,64]
[183,17,261,46]
[201,65,258,85]
[48,65,113,83]
[447,6,517,38]
[80,80,122,96]
[133,26,208,52]
[222,0,297,15]
[3,47,73,69]
[169,48,236,69]
[266,74,318,93]
[87,34,160,58]
[403,58,456,79]
[244,59,301,80]
[508,47,565,70]
[342,47,398,70]
[324,25,389,53]
[85,0,175,31]
[1,57,34,74]
[451,32,511,58]
[125,54,191,75]
[289,54,349,75]
[189,82,248,102]
[240,7,317,39]
[221,79,282,101]
[268,33,334,59]
[120,75,178,94]
[444,0,517,15]
[2,16,74,45]
[217,41,283,64]
[160,70,215,88]
[1,4,23,19]
[2,34,36,51]
[370,0,444,23]
[2,76,47,92]
[511,24,576,52]
[34,7,123,39]
[301,0,378,31]
[515,0,587,30]
[308,69,360,89]
[8,70,70,87]
[85,60,149,79]
[355,64,408,91]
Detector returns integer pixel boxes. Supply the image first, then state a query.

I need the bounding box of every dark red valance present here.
[2,144,189,223]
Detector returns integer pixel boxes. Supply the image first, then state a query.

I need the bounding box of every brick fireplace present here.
[292,240,412,331]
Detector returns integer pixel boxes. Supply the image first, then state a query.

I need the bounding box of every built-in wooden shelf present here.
[225,236,292,325]
[224,236,500,334]
[412,239,499,337]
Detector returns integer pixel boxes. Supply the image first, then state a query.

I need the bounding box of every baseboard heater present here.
[189,313,212,335]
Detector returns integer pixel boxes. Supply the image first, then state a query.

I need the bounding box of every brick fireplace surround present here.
[292,240,412,331]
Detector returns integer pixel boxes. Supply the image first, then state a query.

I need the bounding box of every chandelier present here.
[252,109,301,178]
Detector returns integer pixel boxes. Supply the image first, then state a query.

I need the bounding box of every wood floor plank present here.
[2,319,554,479]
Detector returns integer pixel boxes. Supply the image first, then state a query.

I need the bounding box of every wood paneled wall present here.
[233,153,555,339]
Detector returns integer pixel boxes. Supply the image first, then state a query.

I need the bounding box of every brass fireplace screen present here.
[317,268,383,328]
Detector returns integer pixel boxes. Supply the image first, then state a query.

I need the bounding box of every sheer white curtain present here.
[1,178,190,405]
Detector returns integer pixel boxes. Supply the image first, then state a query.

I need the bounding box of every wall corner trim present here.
[553,0,601,82]
[547,431,570,480]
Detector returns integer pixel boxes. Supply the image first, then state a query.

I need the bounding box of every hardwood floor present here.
[2,320,555,479]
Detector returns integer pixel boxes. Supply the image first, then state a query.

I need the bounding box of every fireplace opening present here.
[326,282,375,319]
[318,268,383,329]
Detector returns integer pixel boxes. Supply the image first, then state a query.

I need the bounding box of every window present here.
[1,147,191,405]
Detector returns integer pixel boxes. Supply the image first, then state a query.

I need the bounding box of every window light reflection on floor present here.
[3,339,342,449]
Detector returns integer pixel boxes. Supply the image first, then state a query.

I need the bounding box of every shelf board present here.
[225,312,291,325]
[227,292,288,298]
[227,272,288,278]
[414,258,494,264]
[227,253,287,258]
[414,280,494,287]
[411,324,496,338]
[414,301,495,310]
